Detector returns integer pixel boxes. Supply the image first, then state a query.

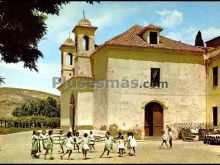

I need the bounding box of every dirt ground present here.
[0,131,220,163]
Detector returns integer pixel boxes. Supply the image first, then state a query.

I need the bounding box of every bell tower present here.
[59,37,76,83]
[72,18,98,77]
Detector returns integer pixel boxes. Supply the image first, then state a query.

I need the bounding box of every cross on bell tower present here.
[83,10,85,19]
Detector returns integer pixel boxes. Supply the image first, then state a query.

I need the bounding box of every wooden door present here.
[145,105,153,136]
[145,102,163,136]
[153,103,163,136]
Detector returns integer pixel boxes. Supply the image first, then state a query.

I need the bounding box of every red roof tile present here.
[205,36,220,43]
[102,25,204,53]
[208,46,220,59]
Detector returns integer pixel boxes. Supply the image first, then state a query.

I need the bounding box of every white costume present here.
[118,139,125,149]
[162,134,167,141]
[81,137,90,150]
[66,137,74,150]
[88,134,95,145]
[168,131,173,139]
[130,136,137,147]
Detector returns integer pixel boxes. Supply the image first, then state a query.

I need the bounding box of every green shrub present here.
[178,128,191,140]
[100,125,107,130]
[0,116,60,128]
[121,127,143,140]
[11,97,60,117]
[107,124,143,140]
[108,123,119,135]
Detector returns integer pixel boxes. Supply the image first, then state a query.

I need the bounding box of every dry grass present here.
[0,87,59,116]
[0,126,51,135]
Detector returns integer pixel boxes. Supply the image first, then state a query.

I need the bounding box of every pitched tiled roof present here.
[59,38,75,50]
[99,25,204,54]
[205,36,220,43]
[207,46,220,59]
[138,24,163,35]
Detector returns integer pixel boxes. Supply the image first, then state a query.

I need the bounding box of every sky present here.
[1,1,220,95]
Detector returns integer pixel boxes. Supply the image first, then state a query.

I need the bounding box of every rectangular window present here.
[150,32,158,44]
[151,68,160,87]
[213,107,218,126]
[213,67,218,86]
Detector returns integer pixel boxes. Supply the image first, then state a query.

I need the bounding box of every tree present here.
[0,1,98,72]
[12,97,60,117]
[0,1,67,71]
[195,31,204,47]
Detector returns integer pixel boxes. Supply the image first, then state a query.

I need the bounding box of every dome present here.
[77,18,92,27]
[59,37,75,50]
[62,38,75,46]
[72,18,97,33]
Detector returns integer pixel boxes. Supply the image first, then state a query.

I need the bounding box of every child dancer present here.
[61,132,74,160]
[88,131,96,152]
[75,132,82,153]
[116,131,123,154]
[58,130,66,154]
[72,131,77,150]
[117,135,125,157]
[31,130,40,159]
[37,131,42,153]
[100,132,115,158]
[160,130,169,149]
[126,132,131,155]
[81,133,91,160]
[44,130,54,160]
[40,130,47,150]
[168,128,173,149]
[129,132,137,156]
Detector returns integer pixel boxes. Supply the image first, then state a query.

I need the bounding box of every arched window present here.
[75,36,78,50]
[67,53,73,65]
[61,53,63,66]
[83,36,89,51]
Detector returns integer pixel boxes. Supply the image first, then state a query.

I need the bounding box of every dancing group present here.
[31,130,137,160]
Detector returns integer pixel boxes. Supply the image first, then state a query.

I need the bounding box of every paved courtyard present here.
[0,131,220,163]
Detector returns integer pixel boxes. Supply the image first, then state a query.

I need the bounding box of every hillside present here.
[0,87,60,116]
